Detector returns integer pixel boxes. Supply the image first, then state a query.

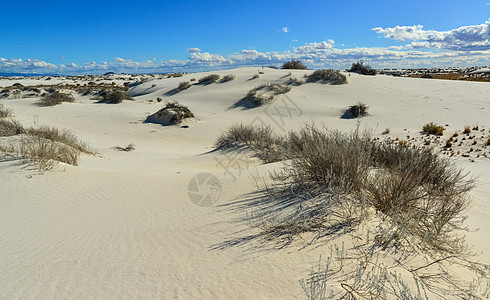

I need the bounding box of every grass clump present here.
[286,77,304,86]
[177,81,192,91]
[114,142,135,152]
[346,102,368,118]
[307,69,347,85]
[422,122,445,135]
[27,126,92,154]
[40,92,75,106]
[0,104,13,118]
[282,59,307,70]
[215,124,285,162]
[198,74,220,85]
[348,60,377,75]
[246,83,291,106]
[0,118,26,136]
[220,74,236,82]
[100,90,133,104]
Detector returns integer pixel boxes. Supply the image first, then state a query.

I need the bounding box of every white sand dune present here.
[1,67,489,299]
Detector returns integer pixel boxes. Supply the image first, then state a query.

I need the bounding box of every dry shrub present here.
[198,74,220,84]
[0,104,13,118]
[0,118,26,136]
[220,74,236,82]
[19,136,79,171]
[100,90,133,103]
[215,124,285,162]
[464,125,471,134]
[307,69,347,85]
[216,124,485,298]
[346,102,368,118]
[114,142,135,152]
[246,83,291,106]
[286,77,305,86]
[217,124,474,253]
[40,92,75,106]
[349,60,377,75]
[422,122,444,135]
[27,126,93,154]
[282,59,307,70]
[145,101,194,126]
[177,81,192,91]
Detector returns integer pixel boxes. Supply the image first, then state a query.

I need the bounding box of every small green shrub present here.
[307,69,347,85]
[422,122,445,135]
[40,92,75,106]
[198,74,220,84]
[282,59,307,70]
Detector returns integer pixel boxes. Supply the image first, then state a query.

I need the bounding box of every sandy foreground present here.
[1,67,489,299]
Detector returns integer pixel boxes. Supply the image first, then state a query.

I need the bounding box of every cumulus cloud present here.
[188,48,201,53]
[282,27,289,33]
[373,20,490,51]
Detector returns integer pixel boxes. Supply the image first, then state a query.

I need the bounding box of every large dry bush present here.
[307,69,347,85]
[216,124,474,253]
[246,83,291,106]
[40,92,75,106]
[216,124,485,299]
[349,60,377,75]
[282,59,307,70]
[100,90,133,103]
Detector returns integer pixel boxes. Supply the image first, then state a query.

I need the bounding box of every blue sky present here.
[1,0,489,74]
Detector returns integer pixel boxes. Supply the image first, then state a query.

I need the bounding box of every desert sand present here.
[1,67,489,299]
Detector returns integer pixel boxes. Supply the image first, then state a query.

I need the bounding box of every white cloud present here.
[282,27,289,33]
[187,48,201,53]
[373,20,490,51]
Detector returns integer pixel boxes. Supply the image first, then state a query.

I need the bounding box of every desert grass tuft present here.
[100,90,133,104]
[198,74,220,85]
[346,102,368,118]
[177,81,192,92]
[0,104,13,118]
[27,125,93,154]
[307,69,347,85]
[0,118,26,136]
[246,83,291,106]
[220,74,236,83]
[40,92,75,106]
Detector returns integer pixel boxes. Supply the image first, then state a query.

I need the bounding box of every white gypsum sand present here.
[1,67,489,299]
